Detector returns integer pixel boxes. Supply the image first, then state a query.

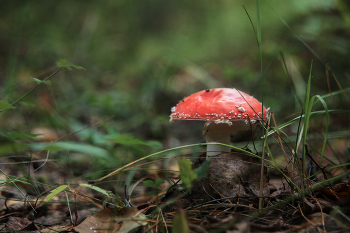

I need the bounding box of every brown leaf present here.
[32,127,59,142]
[74,207,147,233]
[227,221,250,233]
[41,225,73,233]
[6,217,39,231]
[319,183,350,199]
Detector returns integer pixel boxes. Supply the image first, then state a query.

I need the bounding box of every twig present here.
[160,209,169,233]
[312,196,326,232]
[65,191,73,226]
[34,150,50,172]
[298,203,324,233]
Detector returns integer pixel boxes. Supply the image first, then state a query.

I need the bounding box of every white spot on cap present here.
[238,106,245,112]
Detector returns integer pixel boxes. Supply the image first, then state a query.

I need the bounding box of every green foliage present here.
[0,2,349,225]
[143,178,164,188]
[178,158,197,186]
[267,109,350,138]
[80,184,114,198]
[0,131,38,140]
[103,134,162,153]
[172,210,189,233]
[332,206,350,223]
[154,178,164,187]
[194,159,210,179]
[79,185,125,209]
[0,141,28,156]
[55,59,85,71]
[0,178,31,187]
[300,62,313,194]
[103,134,147,146]
[30,141,111,160]
[29,77,52,85]
[0,100,15,111]
[46,185,68,202]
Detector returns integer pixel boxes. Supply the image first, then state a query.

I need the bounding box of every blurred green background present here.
[1,1,349,179]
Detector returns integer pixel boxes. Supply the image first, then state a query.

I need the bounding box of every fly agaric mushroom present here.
[170,88,269,157]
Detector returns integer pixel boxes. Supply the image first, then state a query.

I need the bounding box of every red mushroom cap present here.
[170,88,269,124]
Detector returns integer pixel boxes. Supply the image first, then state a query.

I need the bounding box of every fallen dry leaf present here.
[41,225,73,233]
[32,127,59,142]
[319,183,350,204]
[74,207,147,233]
[6,216,39,231]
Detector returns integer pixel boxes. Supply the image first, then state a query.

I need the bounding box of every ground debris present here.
[5,216,40,232]
[74,207,147,233]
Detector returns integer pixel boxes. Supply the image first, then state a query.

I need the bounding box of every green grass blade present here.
[266,109,350,137]
[309,95,329,163]
[80,184,113,198]
[266,144,300,192]
[46,185,68,202]
[306,162,350,181]
[266,0,322,62]
[301,61,313,198]
[30,141,111,160]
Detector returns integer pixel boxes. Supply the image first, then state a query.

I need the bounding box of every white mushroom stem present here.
[203,121,259,159]
[205,130,231,157]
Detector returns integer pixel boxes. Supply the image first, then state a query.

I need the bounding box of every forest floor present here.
[1,146,349,233]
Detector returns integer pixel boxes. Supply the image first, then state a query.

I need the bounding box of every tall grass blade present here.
[301,61,313,200]
[266,0,346,96]
[308,95,329,163]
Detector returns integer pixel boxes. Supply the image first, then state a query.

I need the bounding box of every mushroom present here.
[170,88,269,158]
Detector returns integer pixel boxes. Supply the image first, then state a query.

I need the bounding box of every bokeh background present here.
[0,1,349,183]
